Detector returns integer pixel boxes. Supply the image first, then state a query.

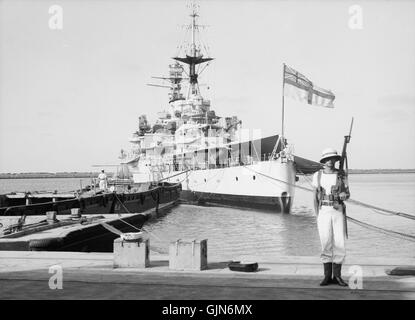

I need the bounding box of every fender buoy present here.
[228,261,258,272]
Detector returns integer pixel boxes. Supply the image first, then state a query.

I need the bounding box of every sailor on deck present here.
[312,148,350,287]
[98,170,108,191]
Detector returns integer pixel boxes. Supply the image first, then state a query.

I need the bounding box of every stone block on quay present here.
[113,237,150,268]
[169,239,208,271]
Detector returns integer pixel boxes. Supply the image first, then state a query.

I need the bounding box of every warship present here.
[120,3,321,213]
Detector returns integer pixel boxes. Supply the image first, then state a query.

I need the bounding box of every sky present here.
[0,0,414,172]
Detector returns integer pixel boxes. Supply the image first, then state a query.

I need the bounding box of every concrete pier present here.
[0,251,414,300]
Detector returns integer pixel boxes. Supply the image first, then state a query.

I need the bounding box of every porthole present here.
[253,175,256,180]
[204,178,206,182]
[235,177,238,181]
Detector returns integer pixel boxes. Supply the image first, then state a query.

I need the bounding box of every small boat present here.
[0,194,178,252]
[0,183,181,217]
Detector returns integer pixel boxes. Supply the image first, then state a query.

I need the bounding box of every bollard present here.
[46,211,57,224]
[70,208,81,220]
[169,239,208,271]
[113,237,150,268]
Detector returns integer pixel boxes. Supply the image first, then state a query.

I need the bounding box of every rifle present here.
[336,117,354,238]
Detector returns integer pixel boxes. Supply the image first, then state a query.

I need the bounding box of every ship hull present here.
[165,159,297,213]
[180,190,292,213]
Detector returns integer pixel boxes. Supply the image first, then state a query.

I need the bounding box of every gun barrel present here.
[348,117,354,137]
[339,117,354,172]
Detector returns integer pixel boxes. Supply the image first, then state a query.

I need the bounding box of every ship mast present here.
[173,2,213,99]
[191,5,196,57]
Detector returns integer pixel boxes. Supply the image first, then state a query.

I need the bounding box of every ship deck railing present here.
[147,154,276,173]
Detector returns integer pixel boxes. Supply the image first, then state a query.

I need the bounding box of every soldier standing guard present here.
[312,148,350,287]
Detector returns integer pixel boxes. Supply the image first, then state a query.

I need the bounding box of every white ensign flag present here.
[283,65,335,108]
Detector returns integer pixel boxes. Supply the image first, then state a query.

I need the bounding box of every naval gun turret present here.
[147,62,187,103]
[138,115,151,136]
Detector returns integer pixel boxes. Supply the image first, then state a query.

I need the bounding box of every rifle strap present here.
[316,170,324,210]
[317,170,322,189]
[337,159,349,239]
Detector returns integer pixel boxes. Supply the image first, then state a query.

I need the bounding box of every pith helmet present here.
[320,148,341,163]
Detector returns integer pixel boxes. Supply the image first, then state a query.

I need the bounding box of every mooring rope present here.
[112,190,166,243]
[111,192,143,232]
[242,164,415,243]
[156,169,191,183]
[243,164,313,192]
[346,198,415,220]
[346,216,415,242]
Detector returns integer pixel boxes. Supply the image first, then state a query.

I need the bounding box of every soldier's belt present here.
[322,194,337,201]
[321,200,335,206]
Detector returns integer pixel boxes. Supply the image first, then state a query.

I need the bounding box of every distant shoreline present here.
[0,169,414,179]
[0,173,98,179]
[349,169,415,174]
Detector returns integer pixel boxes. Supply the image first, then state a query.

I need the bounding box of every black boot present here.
[319,263,332,286]
[332,263,348,287]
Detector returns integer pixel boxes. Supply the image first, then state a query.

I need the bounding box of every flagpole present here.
[281,63,286,147]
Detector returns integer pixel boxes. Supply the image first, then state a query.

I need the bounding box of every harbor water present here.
[1,173,414,261]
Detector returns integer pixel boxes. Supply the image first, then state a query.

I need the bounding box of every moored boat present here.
[0,199,177,252]
[0,182,181,217]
